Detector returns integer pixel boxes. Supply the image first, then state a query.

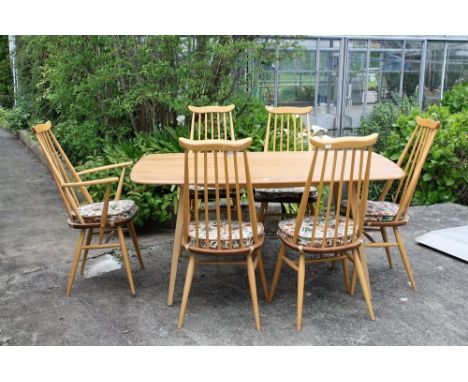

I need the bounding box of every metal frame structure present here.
[254,35,468,136]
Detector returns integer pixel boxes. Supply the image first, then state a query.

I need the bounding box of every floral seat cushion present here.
[71,200,138,225]
[340,200,403,223]
[254,187,318,202]
[188,220,264,249]
[277,217,355,248]
[188,185,240,198]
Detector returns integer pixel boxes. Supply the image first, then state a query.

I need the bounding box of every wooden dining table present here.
[131,150,405,305]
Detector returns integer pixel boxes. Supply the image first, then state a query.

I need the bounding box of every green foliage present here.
[383,104,467,205]
[77,126,190,226]
[362,84,468,206]
[0,101,31,133]
[0,36,14,108]
[441,83,468,113]
[360,95,417,153]
[8,36,294,227]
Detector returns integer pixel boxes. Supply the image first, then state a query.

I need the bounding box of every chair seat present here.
[188,220,264,250]
[277,217,355,248]
[68,200,138,227]
[188,185,239,199]
[254,187,318,202]
[341,200,404,223]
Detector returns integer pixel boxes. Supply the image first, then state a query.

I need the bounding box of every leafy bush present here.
[0,102,31,133]
[360,95,416,153]
[78,126,190,226]
[383,105,467,205]
[361,85,468,206]
[441,83,468,113]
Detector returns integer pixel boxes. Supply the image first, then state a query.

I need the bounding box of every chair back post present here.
[179,137,259,252]
[292,134,378,249]
[378,116,441,220]
[263,105,313,152]
[32,121,87,224]
[188,105,236,141]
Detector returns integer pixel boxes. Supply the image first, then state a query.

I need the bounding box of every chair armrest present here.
[61,177,119,188]
[76,162,133,176]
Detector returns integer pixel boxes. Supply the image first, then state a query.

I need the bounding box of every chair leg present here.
[380,227,393,269]
[341,258,351,294]
[80,228,93,275]
[393,227,416,291]
[117,226,136,296]
[297,253,305,330]
[128,221,145,269]
[268,243,286,302]
[247,253,261,330]
[258,202,268,224]
[178,253,196,329]
[67,229,86,296]
[350,259,357,296]
[353,248,375,320]
[256,250,269,301]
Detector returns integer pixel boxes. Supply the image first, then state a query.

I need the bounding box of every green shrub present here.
[362,85,468,206]
[383,105,468,205]
[442,83,468,113]
[0,102,31,133]
[360,95,417,153]
[77,126,189,226]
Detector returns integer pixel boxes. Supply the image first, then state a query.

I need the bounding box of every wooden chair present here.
[255,105,318,223]
[177,137,268,330]
[355,116,441,291]
[188,105,237,203]
[189,105,236,141]
[32,121,144,296]
[269,133,379,330]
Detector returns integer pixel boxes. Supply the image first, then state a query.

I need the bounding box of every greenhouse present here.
[253,36,468,135]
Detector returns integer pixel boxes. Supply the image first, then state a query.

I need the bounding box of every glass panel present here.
[252,49,276,104]
[369,50,401,102]
[423,42,445,107]
[403,41,422,99]
[277,42,316,105]
[315,37,340,134]
[444,42,468,91]
[279,50,316,72]
[343,41,367,134]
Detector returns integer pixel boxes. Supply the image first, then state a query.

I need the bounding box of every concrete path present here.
[1,128,467,345]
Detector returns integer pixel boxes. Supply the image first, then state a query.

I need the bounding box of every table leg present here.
[167,186,185,306]
[348,182,372,299]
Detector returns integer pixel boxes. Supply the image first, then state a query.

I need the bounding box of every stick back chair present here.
[269,133,379,330]
[354,116,441,291]
[32,121,144,296]
[188,105,237,203]
[189,104,236,141]
[255,105,318,223]
[177,137,268,330]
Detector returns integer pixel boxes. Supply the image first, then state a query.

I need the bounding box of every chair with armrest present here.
[32,121,144,296]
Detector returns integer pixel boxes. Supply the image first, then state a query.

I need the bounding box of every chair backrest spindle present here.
[188,105,236,141]
[378,116,441,220]
[264,106,313,152]
[179,137,259,252]
[291,134,378,250]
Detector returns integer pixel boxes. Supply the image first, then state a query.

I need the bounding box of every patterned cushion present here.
[277,217,355,248]
[340,200,402,223]
[254,187,318,202]
[188,185,239,198]
[73,200,137,225]
[188,220,264,249]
